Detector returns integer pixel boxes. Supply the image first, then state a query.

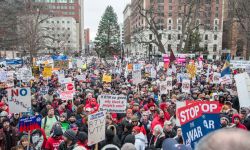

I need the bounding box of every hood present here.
[232,114,240,124]
[135,132,146,143]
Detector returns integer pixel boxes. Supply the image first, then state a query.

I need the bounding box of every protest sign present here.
[133,64,141,71]
[212,72,221,84]
[187,63,197,79]
[0,71,7,82]
[32,66,40,78]
[99,95,127,113]
[182,79,190,93]
[145,65,152,73]
[76,59,84,68]
[54,60,69,69]
[65,82,75,91]
[20,68,33,82]
[132,70,141,85]
[88,111,106,146]
[177,103,207,148]
[127,64,133,71]
[60,91,74,100]
[150,68,157,78]
[59,77,72,84]
[58,70,65,80]
[7,88,31,113]
[159,81,168,95]
[19,115,42,132]
[167,68,172,76]
[40,86,49,95]
[230,60,250,69]
[43,66,52,78]
[166,77,172,90]
[76,74,86,82]
[82,64,87,69]
[234,73,250,108]
[102,74,112,83]
[219,75,232,85]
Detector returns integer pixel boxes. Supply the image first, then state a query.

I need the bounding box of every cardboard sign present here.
[133,64,141,71]
[0,71,7,82]
[235,73,250,108]
[177,103,207,148]
[160,81,168,95]
[102,75,112,83]
[19,115,42,132]
[7,88,31,113]
[59,77,72,84]
[150,68,157,78]
[43,66,52,78]
[40,86,49,95]
[60,91,74,100]
[99,95,127,113]
[76,74,86,82]
[20,68,33,82]
[82,64,87,69]
[182,79,190,93]
[54,60,69,69]
[88,111,106,146]
[219,75,232,85]
[132,70,141,85]
[212,72,221,84]
[127,64,133,71]
[166,77,172,90]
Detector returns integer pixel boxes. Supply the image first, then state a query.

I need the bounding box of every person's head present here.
[195,128,250,150]
[233,115,240,125]
[132,126,141,135]
[68,114,76,123]
[87,93,93,99]
[132,103,140,111]
[126,109,133,119]
[63,129,76,143]
[131,115,139,126]
[142,111,149,121]
[157,109,165,119]
[121,143,136,150]
[19,135,29,148]
[164,120,173,132]
[59,113,67,122]
[32,99,38,105]
[52,125,63,138]
[13,113,20,119]
[153,125,164,136]
[220,116,229,127]
[47,108,55,117]
[11,145,24,150]
[240,109,247,119]
[176,127,182,136]
[124,123,133,133]
[77,132,88,145]
[2,118,10,129]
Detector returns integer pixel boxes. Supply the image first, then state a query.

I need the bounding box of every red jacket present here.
[151,116,165,131]
[232,114,247,130]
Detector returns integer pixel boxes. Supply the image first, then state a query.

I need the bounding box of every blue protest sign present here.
[19,115,42,132]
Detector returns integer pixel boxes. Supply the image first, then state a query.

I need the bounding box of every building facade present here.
[84,28,90,54]
[123,4,131,55]
[127,0,224,59]
[33,0,84,51]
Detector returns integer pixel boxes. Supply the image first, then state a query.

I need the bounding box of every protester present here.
[132,126,147,150]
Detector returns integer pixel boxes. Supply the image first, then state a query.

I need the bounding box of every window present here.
[57,21,59,23]
[57,27,60,30]
[215,13,219,18]
[168,44,171,51]
[178,19,182,24]
[51,21,54,23]
[177,44,180,50]
[205,34,208,40]
[214,35,217,40]
[62,21,65,23]
[204,44,208,50]
[57,0,67,3]
[168,26,172,30]
[159,34,162,40]
[213,55,216,59]
[67,21,70,23]
[216,0,219,4]
[168,13,172,17]
[168,19,172,24]
[158,6,164,12]
[149,34,152,40]
[214,26,218,31]
[215,20,218,25]
[46,21,49,23]
[169,0,172,3]
[178,6,181,10]
[213,44,217,52]
[69,0,74,3]
[168,34,171,40]
[178,34,181,40]
[67,27,70,30]
[169,6,172,11]
[158,0,164,3]
[68,41,71,43]
[216,7,219,11]
[178,26,181,30]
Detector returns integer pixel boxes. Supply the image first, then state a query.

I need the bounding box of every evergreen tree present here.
[94,6,120,58]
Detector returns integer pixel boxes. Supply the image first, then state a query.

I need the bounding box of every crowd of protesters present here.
[0,56,249,150]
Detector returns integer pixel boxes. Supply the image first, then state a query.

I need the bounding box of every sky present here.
[84,0,131,41]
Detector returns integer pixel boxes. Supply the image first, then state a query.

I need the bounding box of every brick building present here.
[123,4,131,54]
[126,0,224,59]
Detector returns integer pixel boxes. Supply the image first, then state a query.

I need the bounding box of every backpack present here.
[43,115,59,130]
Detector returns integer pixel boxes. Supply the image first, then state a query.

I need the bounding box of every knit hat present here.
[121,143,136,150]
[124,134,135,144]
[77,132,88,143]
[53,126,63,137]
[132,126,141,133]
[131,115,139,122]
[63,129,76,141]
[106,129,114,140]
[163,138,191,150]
[2,117,10,123]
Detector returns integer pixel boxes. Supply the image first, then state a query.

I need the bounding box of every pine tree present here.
[94,6,120,59]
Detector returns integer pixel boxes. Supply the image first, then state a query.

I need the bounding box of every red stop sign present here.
[67,83,74,91]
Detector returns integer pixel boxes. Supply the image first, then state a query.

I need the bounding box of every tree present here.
[94,6,120,59]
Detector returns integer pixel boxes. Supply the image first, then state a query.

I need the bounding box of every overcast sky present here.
[84,0,131,41]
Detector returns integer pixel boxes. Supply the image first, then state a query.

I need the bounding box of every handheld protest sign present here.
[177,103,207,149]
[99,95,127,113]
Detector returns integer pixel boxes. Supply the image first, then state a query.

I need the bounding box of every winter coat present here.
[232,114,247,130]
[59,141,76,150]
[151,116,164,131]
[0,127,19,150]
[134,132,147,150]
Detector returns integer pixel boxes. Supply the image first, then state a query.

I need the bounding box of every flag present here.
[170,49,176,63]
[221,54,231,77]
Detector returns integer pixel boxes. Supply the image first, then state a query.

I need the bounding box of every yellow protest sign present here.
[82,64,87,69]
[127,64,133,71]
[102,74,112,83]
[43,66,52,78]
[187,63,197,79]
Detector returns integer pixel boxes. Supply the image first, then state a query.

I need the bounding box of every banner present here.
[132,70,141,85]
[60,91,74,100]
[76,74,86,82]
[88,111,106,146]
[235,73,250,108]
[54,60,69,69]
[19,115,42,132]
[182,79,190,93]
[102,75,112,83]
[166,77,172,90]
[160,81,168,95]
[219,75,232,85]
[20,68,33,82]
[76,59,84,68]
[99,95,127,113]
[212,72,221,84]
[43,66,52,78]
[177,103,207,148]
[59,77,72,84]
[7,88,31,113]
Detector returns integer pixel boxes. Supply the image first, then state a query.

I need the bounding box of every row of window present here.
[153,0,219,4]
[46,5,75,10]
[149,33,218,41]
[45,20,72,24]
[48,27,71,30]
[34,0,75,3]
[165,44,218,52]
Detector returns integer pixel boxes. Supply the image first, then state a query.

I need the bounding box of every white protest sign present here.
[160,81,168,95]
[182,79,190,93]
[235,73,250,108]
[132,70,141,85]
[151,68,157,78]
[7,88,31,113]
[219,75,232,85]
[58,70,65,80]
[176,101,186,127]
[76,74,86,82]
[230,60,250,69]
[59,77,72,84]
[172,64,177,73]
[60,91,74,100]
[166,77,173,90]
[76,59,84,68]
[88,111,106,146]
[0,71,7,82]
[212,72,221,84]
[99,95,127,113]
[167,69,172,76]
[133,64,141,71]
[20,68,33,82]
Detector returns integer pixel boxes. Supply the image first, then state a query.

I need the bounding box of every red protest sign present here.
[177,103,203,125]
[198,101,220,114]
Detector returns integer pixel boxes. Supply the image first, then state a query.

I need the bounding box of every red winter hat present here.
[160,103,168,110]
[0,101,4,107]
[133,126,141,133]
[147,102,155,108]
